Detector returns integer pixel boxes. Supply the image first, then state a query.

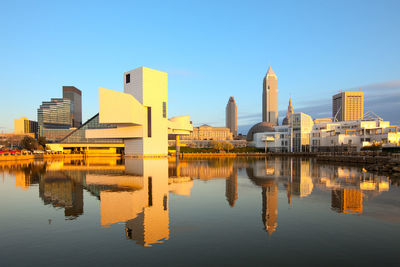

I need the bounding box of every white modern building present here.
[251,112,314,152]
[310,119,400,152]
[85,67,193,157]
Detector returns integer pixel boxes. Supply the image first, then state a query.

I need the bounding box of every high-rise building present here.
[37,98,72,141]
[282,97,294,125]
[332,92,364,121]
[63,86,82,127]
[262,66,279,125]
[14,117,38,138]
[225,96,237,137]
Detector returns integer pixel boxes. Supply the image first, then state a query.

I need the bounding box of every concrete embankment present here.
[0,152,121,161]
[178,152,268,158]
[316,153,400,173]
[176,151,400,173]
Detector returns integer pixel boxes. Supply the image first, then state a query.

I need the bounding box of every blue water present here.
[0,157,399,266]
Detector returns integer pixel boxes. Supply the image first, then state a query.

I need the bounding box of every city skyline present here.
[1,0,400,133]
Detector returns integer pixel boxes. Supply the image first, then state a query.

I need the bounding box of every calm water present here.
[0,157,399,266]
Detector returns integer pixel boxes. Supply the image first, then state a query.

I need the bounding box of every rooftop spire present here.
[287,97,294,114]
[266,66,276,76]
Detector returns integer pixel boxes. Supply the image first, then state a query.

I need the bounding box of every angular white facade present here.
[86,67,193,157]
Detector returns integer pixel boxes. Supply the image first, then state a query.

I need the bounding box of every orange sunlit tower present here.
[39,171,84,218]
[262,183,278,235]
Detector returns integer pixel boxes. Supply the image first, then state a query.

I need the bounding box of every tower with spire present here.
[262,66,279,125]
[282,97,294,125]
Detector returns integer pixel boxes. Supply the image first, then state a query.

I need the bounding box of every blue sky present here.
[1,0,399,134]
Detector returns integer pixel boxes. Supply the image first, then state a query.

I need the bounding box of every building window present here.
[125,74,130,84]
[163,102,167,118]
[147,107,152,138]
[148,177,153,207]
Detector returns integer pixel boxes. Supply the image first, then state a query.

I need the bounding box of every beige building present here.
[181,125,233,141]
[262,66,278,125]
[314,117,332,124]
[14,117,38,138]
[226,96,237,137]
[332,92,364,121]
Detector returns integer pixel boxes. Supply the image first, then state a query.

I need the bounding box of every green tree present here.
[20,136,38,152]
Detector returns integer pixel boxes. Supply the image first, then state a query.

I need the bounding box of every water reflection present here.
[0,156,398,247]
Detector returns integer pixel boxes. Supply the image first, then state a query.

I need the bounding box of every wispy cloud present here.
[350,80,400,93]
[236,80,400,134]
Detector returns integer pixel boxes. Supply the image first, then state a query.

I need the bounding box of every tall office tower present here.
[37,98,72,140]
[332,92,364,121]
[262,66,278,125]
[225,96,237,137]
[63,86,82,127]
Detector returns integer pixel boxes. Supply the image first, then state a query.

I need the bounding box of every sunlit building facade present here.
[310,119,400,152]
[262,66,278,125]
[181,125,233,141]
[37,98,73,141]
[332,91,364,121]
[63,86,82,127]
[14,117,38,138]
[251,112,314,152]
[226,96,237,137]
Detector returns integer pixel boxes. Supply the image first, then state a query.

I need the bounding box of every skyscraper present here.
[225,96,237,137]
[262,66,278,125]
[332,92,364,121]
[37,98,73,141]
[63,86,82,127]
[282,97,294,125]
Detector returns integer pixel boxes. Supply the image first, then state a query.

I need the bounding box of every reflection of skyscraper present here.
[331,189,363,214]
[225,167,238,207]
[262,66,278,125]
[246,159,279,235]
[39,172,84,219]
[262,184,278,235]
[226,96,237,137]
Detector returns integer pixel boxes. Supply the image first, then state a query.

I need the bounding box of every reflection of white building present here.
[86,67,192,157]
[85,159,193,247]
[310,119,400,152]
